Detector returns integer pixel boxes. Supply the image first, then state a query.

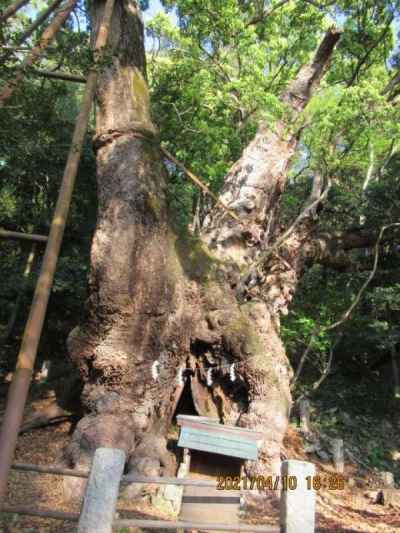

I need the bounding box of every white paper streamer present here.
[151,360,160,381]
[229,363,236,382]
[207,367,213,386]
[177,366,185,386]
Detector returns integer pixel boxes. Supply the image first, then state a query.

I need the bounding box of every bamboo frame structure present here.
[1,505,78,521]
[32,68,86,83]
[0,0,116,504]
[114,520,279,531]
[0,505,279,531]
[1,0,64,63]
[0,0,30,24]
[10,461,220,486]
[0,0,77,106]
[5,458,323,532]
[0,229,48,243]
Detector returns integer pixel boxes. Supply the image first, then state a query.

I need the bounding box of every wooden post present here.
[78,448,125,533]
[331,438,344,473]
[376,471,395,505]
[1,243,36,344]
[280,460,316,533]
[299,398,311,433]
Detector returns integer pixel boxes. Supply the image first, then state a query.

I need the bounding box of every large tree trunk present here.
[66,0,340,504]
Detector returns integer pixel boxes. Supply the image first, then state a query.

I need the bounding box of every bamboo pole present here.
[0,0,30,24]
[32,68,86,83]
[0,504,78,521]
[114,520,279,532]
[12,462,89,477]
[0,506,279,531]
[1,0,64,63]
[160,145,242,224]
[1,243,36,344]
[10,462,220,486]
[0,0,77,106]
[0,229,48,243]
[0,0,116,504]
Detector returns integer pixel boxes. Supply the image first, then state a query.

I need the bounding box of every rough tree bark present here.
[66,0,341,503]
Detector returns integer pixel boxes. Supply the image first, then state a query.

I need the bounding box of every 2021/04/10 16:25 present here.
[216,474,345,491]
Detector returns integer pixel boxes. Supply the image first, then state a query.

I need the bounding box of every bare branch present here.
[327,223,400,331]
[160,145,242,224]
[291,223,400,388]
[382,69,400,100]
[250,177,332,272]
[307,171,325,217]
[246,0,290,27]
[293,332,342,397]
[347,15,394,88]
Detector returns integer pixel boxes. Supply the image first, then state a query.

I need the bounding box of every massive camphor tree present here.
[64,0,400,496]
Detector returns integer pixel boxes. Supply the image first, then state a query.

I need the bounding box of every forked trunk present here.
[66,0,340,505]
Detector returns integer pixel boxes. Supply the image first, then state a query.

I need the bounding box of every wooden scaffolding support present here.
[0,0,116,504]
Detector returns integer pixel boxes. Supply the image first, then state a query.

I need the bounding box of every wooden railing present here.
[1,450,318,533]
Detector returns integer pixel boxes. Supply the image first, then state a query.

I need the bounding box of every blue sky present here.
[143,0,177,26]
[23,0,177,43]
[20,1,400,61]
[144,0,170,21]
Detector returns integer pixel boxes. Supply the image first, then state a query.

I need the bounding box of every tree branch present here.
[0,0,30,24]
[201,28,341,264]
[291,223,400,388]
[0,0,77,107]
[160,145,242,224]
[282,27,342,114]
[246,0,290,27]
[347,15,394,88]
[31,68,86,83]
[382,69,400,100]
[248,177,332,274]
[1,0,64,64]
[308,225,399,265]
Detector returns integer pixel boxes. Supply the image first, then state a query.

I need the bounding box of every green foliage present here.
[308,373,399,477]
[149,1,331,225]
[1,0,400,399]
[0,0,94,366]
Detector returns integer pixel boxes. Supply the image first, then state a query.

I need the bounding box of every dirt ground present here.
[0,398,399,532]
